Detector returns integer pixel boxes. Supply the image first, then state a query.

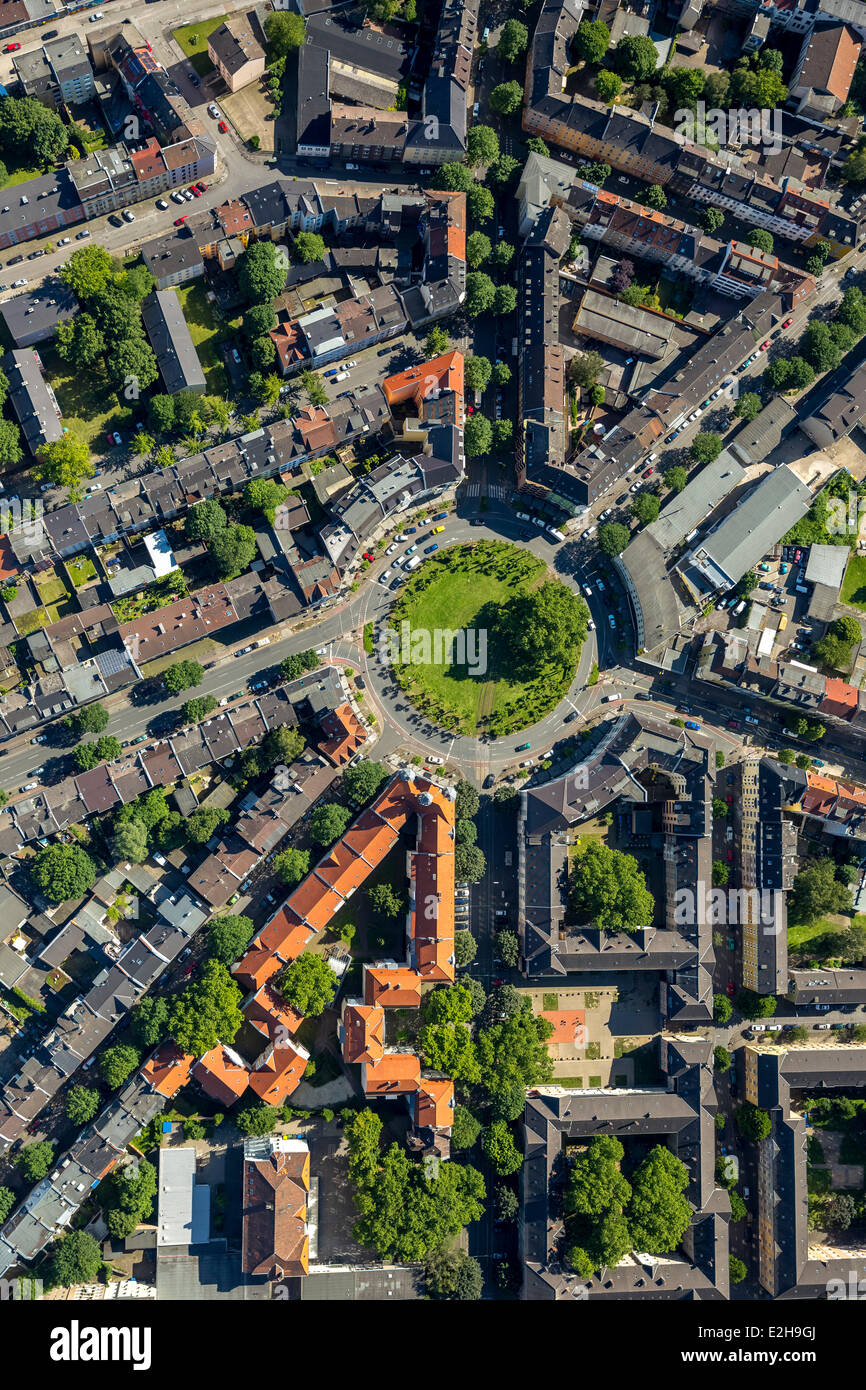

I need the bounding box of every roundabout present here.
[381,539,589,738]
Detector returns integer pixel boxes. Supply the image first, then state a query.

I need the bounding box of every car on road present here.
[4,42,21,51]
[759,340,770,351]
[174,216,186,226]
[386,543,398,554]
[58,236,71,246]
[181,188,194,201]
[483,773,495,788]
[608,614,616,629]
[515,742,531,752]
[685,719,701,730]
[11,278,26,288]
[641,467,654,479]
[424,543,439,553]
[727,980,735,995]
[190,185,201,197]
[782,316,793,328]
[19,782,37,792]
[564,710,579,723]
[196,182,208,193]
[727,847,734,861]
[108,213,124,227]
[27,249,45,260]
[218,121,228,133]
[426,755,444,765]
[583,584,592,597]
[378,569,393,584]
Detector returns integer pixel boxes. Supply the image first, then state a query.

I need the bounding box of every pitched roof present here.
[140,1043,194,1099]
[241,1139,310,1279]
[192,1045,249,1106]
[342,1002,385,1064]
[364,965,423,1009]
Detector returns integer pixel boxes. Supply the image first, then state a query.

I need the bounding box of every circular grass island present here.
[384,540,589,737]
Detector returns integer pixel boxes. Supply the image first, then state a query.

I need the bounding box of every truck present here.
[777,613,788,631]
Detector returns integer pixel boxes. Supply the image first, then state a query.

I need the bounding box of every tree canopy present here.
[570,841,654,931]
[278,953,337,1016]
[169,960,244,1056]
[32,843,96,904]
[208,914,255,966]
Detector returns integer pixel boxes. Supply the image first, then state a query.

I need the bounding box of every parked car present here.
[4,42,21,51]
[207,103,220,118]
[174,216,186,226]
[218,121,228,133]
[156,199,169,210]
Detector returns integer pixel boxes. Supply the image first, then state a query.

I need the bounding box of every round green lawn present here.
[386,540,578,737]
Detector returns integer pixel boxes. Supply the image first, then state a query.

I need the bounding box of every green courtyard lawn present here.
[841,554,866,611]
[67,556,98,589]
[172,18,226,74]
[176,282,228,395]
[786,913,866,956]
[389,541,578,737]
[42,348,131,449]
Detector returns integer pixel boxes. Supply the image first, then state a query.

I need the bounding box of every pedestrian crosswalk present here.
[458,483,511,500]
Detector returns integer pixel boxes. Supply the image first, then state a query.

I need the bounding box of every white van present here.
[546,525,565,541]
[603,694,622,703]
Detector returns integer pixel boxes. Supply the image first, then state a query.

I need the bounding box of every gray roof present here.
[0,281,77,346]
[804,543,849,590]
[2,347,63,452]
[687,466,812,590]
[141,289,206,396]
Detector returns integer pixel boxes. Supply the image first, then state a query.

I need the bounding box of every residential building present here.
[241,1136,310,1279]
[207,13,266,93]
[0,280,76,348]
[2,347,62,453]
[141,289,206,396]
[789,23,862,118]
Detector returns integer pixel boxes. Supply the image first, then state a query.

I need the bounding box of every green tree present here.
[489,81,523,116]
[466,125,499,167]
[789,857,853,925]
[0,1187,14,1223]
[450,1105,482,1151]
[163,659,204,694]
[17,1140,55,1183]
[627,1147,691,1254]
[736,1104,772,1142]
[632,492,660,526]
[574,18,610,65]
[208,914,255,965]
[570,349,604,389]
[425,1248,483,1300]
[32,843,96,904]
[493,284,517,315]
[187,807,230,845]
[598,521,630,557]
[279,649,320,681]
[455,843,486,884]
[101,1159,157,1239]
[454,929,477,966]
[526,136,549,156]
[420,1021,481,1083]
[491,241,515,270]
[699,206,725,234]
[279,953,337,1015]
[169,960,244,1055]
[641,183,667,210]
[343,759,388,805]
[59,244,114,300]
[99,1043,141,1090]
[492,361,512,386]
[613,34,658,81]
[130,996,169,1050]
[369,882,404,920]
[243,303,278,339]
[293,231,326,263]
[729,1255,748,1284]
[498,17,529,63]
[300,368,328,407]
[487,155,520,189]
[309,802,352,846]
[713,993,732,1023]
[238,241,286,304]
[496,929,519,968]
[712,860,730,887]
[570,841,653,931]
[35,434,93,494]
[425,326,450,355]
[111,817,149,864]
[273,847,310,886]
[182,695,218,723]
[689,432,722,465]
[713,1046,731,1071]
[455,781,480,819]
[465,271,496,317]
[482,1121,523,1176]
[264,9,305,55]
[737,989,777,1020]
[747,228,774,254]
[464,355,493,393]
[55,312,105,367]
[466,231,492,268]
[465,414,493,456]
[50,1230,102,1288]
[734,391,762,421]
[65,1085,100,1126]
[595,68,622,102]
[565,1134,631,1217]
[664,465,688,493]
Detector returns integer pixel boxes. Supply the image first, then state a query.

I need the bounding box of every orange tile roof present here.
[244,982,304,1041]
[285,876,345,934]
[364,965,423,1009]
[363,1053,421,1094]
[193,1045,250,1107]
[383,351,465,412]
[248,1041,308,1104]
[232,946,283,993]
[369,782,412,832]
[140,1043,193,1099]
[342,1003,385,1064]
[242,1145,310,1279]
[806,773,840,795]
[341,813,399,868]
[314,837,374,899]
[415,1076,454,1129]
[255,909,311,962]
[821,678,858,721]
[318,703,366,766]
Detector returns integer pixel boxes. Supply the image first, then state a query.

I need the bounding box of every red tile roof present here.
[140,1043,193,1098]
[192,1045,250,1107]
[242,1142,310,1278]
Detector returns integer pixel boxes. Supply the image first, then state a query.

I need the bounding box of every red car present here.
[174,216,186,226]
[4,42,21,52]
[362,550,375,562]
[466,404,474,414]
[218,120,228,133]
[727,848,734,862]
[760,340,770,351]
[782,317,793,328]
[726,794,733,804]
[195,181,207,192]
[727,719,740,730]
[642,467,653,478]
[727,981,736,996]
[794,548,802,562]
[190,186,201,197]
